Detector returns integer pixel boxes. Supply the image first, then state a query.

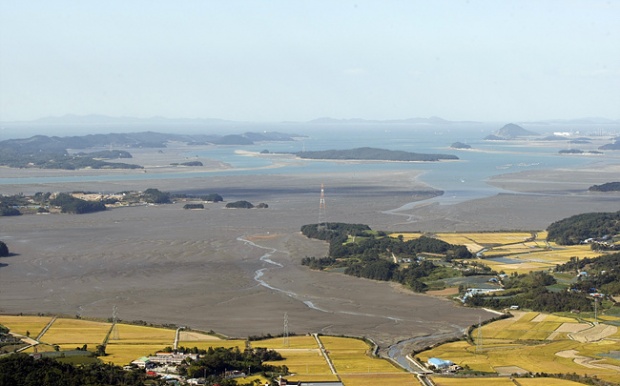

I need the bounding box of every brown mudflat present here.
[1,154,620,354]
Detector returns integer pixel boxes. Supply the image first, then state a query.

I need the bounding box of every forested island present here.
[558,149,603,155]
[225,201,268,209]
[295,147,458,162]
[0,131,300,170]
[0,189,224,216]
[599,138,620,150]
[589,182,620,192]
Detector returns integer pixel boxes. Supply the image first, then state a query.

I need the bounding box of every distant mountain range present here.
[14,114,233,125]
[307,116,458,124]
[2,114,618,126]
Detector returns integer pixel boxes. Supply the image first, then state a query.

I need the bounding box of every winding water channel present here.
[237,235,469,371]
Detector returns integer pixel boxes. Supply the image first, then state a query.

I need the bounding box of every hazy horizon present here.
[2,112,620,125]
[1,1,619,123]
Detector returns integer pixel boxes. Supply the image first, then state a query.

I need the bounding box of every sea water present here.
[190,122,620,204]
[1,122,619,207]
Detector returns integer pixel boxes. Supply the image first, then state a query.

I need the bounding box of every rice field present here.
[424,231,607,275]
[435,232,533,246]
[7,314,616,385]
[0,315,53,337]
[480,242,548,257]
[339,373,418,386]
[389,231,605,276]
[250,335,319,349]
[431,377,587,386]
[475,312,569,341]
[285,374,341,383]
[481,259,554,274]
[39,318,111,346]
[106,323,175,344]
[319,336,403,374]
[518,379,592,386]
[102,344,170,366]
[419,311,620,385]
[265,349,332,376]
[389,232,423,241]
[431,377,516,386]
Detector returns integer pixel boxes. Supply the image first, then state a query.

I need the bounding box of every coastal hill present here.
[484,123,539,140]
[295,147,458,162]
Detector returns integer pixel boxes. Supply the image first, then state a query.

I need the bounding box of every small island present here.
[295,147,458,162]
[599,139,620,150]
[450,142,471,149]
[225,201,268,209]
[558,149,603,155]
[484,123,538,140]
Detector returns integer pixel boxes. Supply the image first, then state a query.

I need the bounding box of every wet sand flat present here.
[2,158,620,354]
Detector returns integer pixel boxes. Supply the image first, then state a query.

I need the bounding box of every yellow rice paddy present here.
[320,336,403,374]
[0,315,53,337]
[389,232,423,241]
[103,344,170,366]
[420,311,620,385]
[106,324,175,344]
[435,232,533,246]
[432,377,587,386]
[39,318,111,346]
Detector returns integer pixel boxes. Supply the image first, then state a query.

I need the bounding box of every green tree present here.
[143,188,171,204]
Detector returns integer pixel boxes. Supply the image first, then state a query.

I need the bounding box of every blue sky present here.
[1,0,618,122]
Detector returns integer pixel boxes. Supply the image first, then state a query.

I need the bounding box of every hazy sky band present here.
[1,0,618,122]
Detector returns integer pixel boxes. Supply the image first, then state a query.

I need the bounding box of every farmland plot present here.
[0,315,53,337]
[39,319,111,347]
[420,312,620,385]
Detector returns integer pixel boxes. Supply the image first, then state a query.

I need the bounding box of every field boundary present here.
[313,333,339,380]
[36,316,57,341]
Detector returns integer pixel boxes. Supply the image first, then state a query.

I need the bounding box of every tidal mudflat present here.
[1,156,620,356]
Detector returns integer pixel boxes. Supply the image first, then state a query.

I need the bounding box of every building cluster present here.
[131,352,198,369]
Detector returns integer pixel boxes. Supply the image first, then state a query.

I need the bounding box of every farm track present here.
[36,316,57,341]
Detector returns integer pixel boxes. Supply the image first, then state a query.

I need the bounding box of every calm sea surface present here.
[2,122,619,205]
